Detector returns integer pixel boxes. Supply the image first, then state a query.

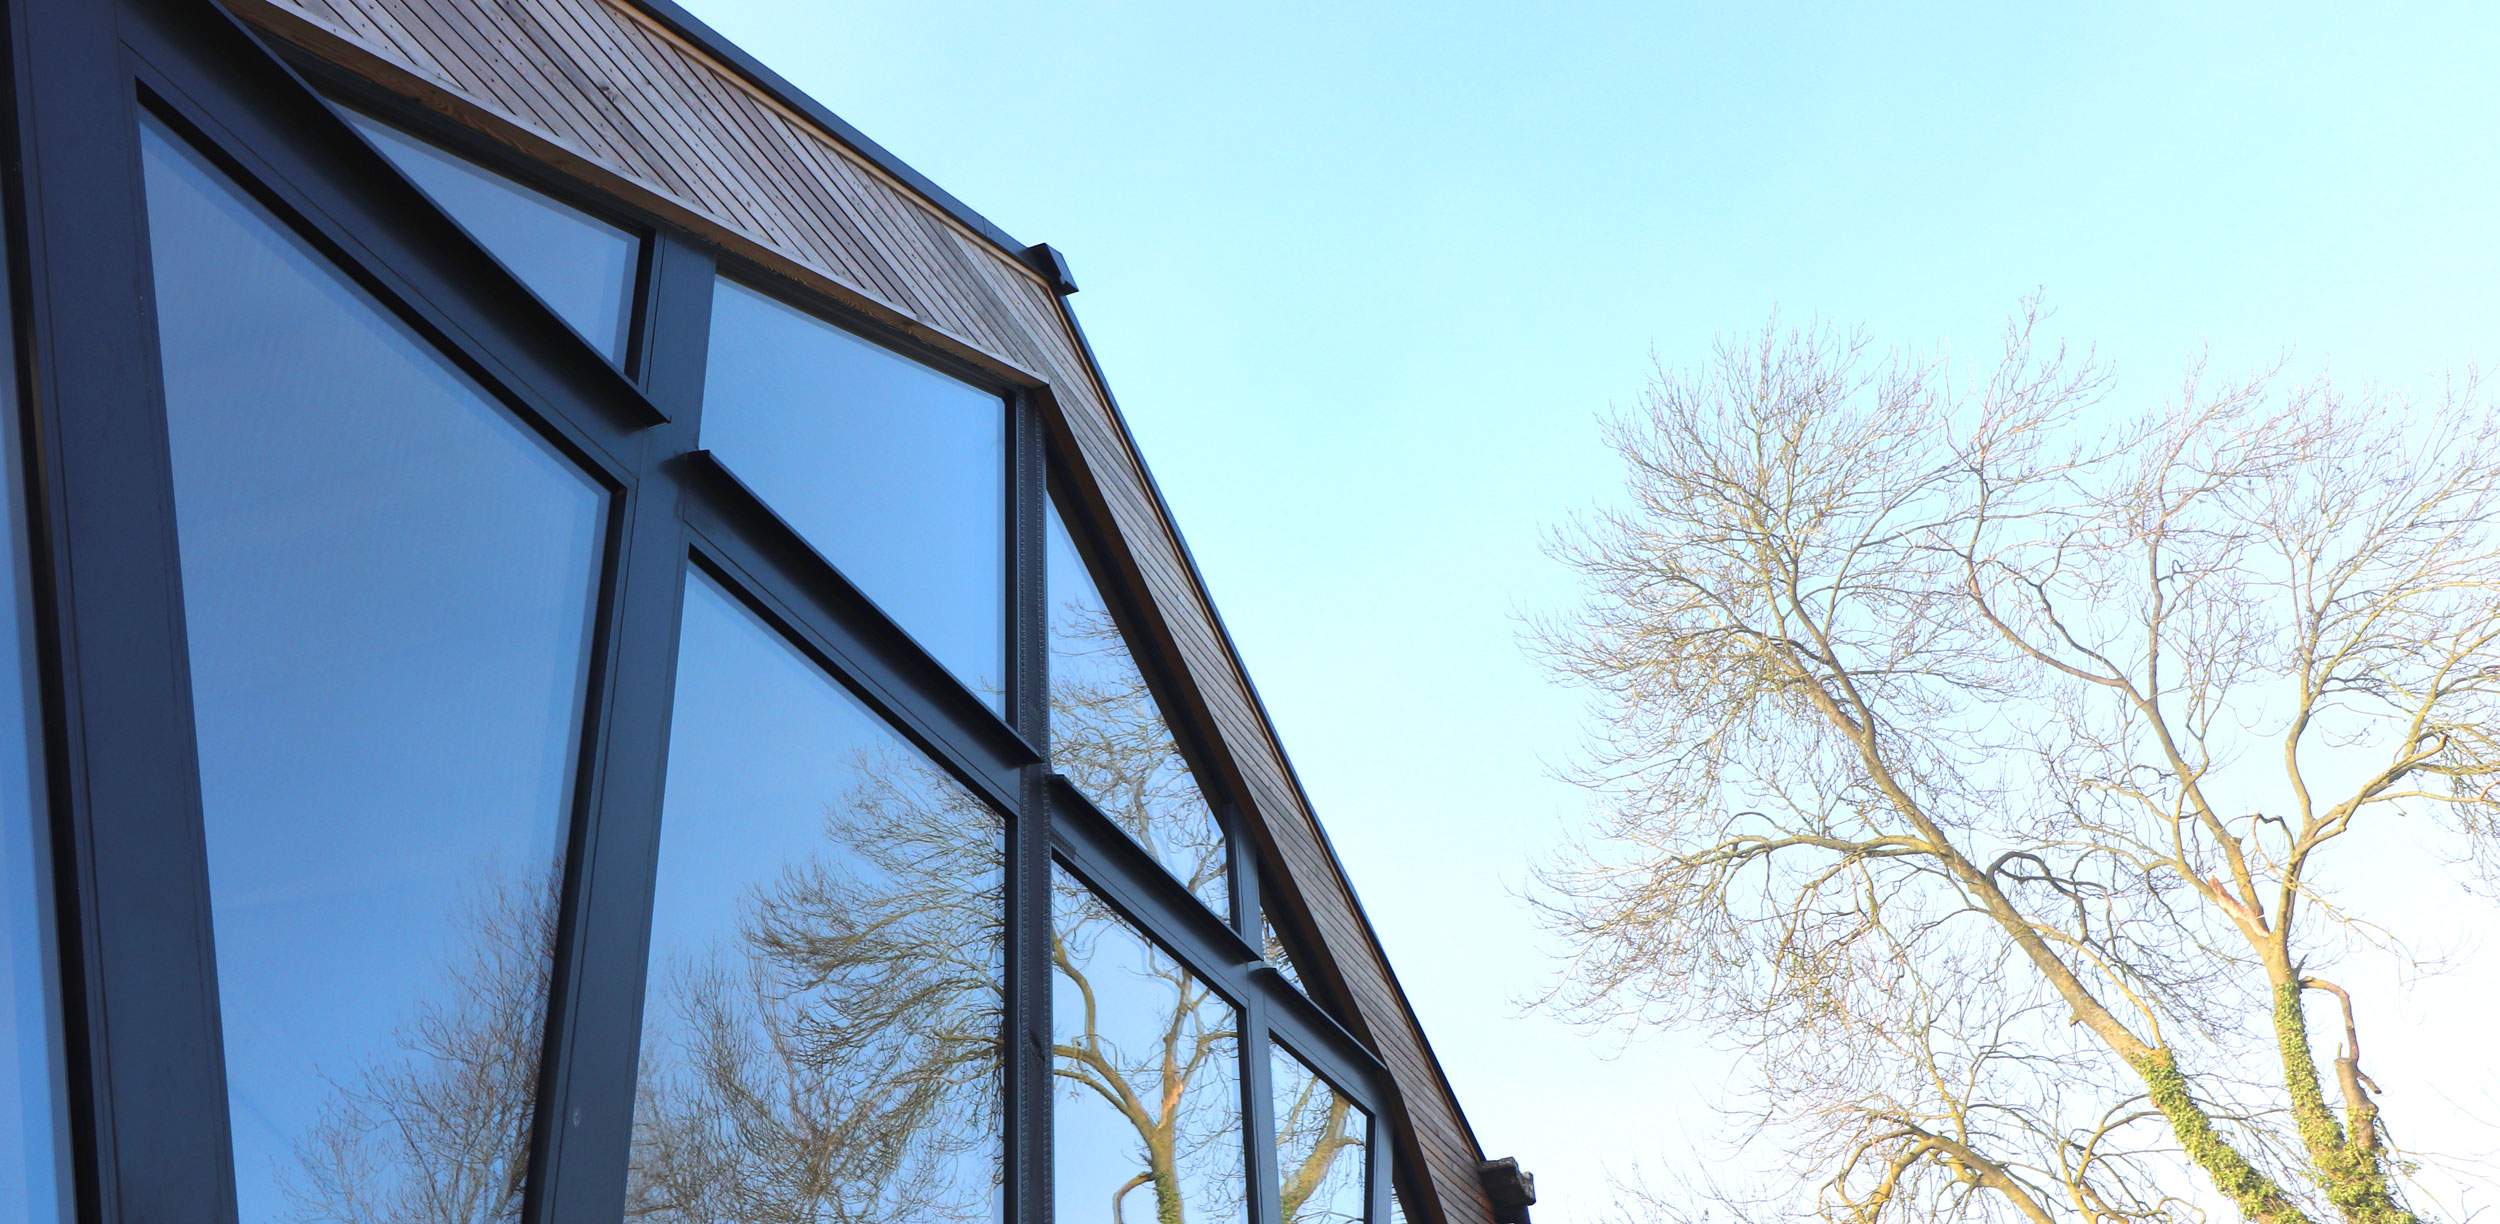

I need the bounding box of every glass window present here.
[1048,503,1228,913]
[141,118,606,1224]
[1052,866,1243,1224]
[629,573,1005,1224]
[0,209,64,1224]
[701,279,1006,709]
[343,110,640,363]
[1262,908,1308,994]
[1269,1045,1369,1224]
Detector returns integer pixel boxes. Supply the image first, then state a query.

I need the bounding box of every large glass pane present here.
[343,111,640,363]
[1048,504,1228,913]
[702,279,1006,708]
[1052,866,1243,1224]
[0,214,64,1224]
[629,574,1004,1224]
[142,119,606,1224]
[1269,1045,1369,1224]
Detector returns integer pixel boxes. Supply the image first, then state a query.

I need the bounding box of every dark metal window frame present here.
[0,2,1398,1223]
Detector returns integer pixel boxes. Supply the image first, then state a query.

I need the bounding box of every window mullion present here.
[1013,391,1051,1224]
[525,229,707,1224]
[1244,993,1285,1224]
[8,4,232,1216]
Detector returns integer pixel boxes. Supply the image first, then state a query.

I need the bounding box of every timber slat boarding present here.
[220,1,1499,1220]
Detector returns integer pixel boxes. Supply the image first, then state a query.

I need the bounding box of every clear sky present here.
[676,2,2500,1217]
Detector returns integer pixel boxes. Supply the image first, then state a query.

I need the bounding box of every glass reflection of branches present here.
[629,748,1003,1224]
[1047,505,1228,915]
[1260,904,1308,996]
[1268,1046,1366,1224]
[1051,868,1243,1224]
[284,868,559,1224]
[281,864,555,1224]
[627,577,1004,1224]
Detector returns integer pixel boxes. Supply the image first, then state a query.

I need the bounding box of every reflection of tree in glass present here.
[1051,592,1227,914]
[1260,908,1307,995]
[1270,1052,1365,1224]
[627,744,1005,1224]
[284,867,558,1224]
[1049,554,1247,1224]
[1052,872,1242,1224]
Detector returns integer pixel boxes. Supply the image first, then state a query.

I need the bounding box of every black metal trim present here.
[0,62,76,1222]
[1019,243,1077,296]
[524,229,707,1224]
[1243,988,1283,1224]
[3,1,235,1218]
[678,450,1037,798]
[1008,387,1050,1224]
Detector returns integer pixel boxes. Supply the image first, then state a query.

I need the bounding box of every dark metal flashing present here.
[1019,243,1076,295]
[617,0,1032,261]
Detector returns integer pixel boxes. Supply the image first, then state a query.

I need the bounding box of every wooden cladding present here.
[214,1,1498,1222]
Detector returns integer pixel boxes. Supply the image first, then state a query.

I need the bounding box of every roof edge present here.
[618,0,1030,260]
[1043,294,1494,1186]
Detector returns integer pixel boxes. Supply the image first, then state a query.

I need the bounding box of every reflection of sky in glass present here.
[0,215,61,1223]
[630,573,1004,1224]
[701,280,1006,709]
[1270,1044,1368,1224]
[343,111,640,363]
[1052,867,1243,1224]
[1047,504,1228,914]
[142,119,603,1224]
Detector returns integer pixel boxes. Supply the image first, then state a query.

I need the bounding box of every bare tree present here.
[1533,307,2500,1224]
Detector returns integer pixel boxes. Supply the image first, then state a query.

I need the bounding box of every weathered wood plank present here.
[479,0,673,189]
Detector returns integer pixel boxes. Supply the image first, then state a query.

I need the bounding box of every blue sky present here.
[676,2,2500,1216]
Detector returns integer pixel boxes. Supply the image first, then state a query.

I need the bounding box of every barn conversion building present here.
[0,0,1532,1221]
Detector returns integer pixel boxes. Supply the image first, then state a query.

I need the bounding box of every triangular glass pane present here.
[342,110,639,363]
[1046,502,1229,914]
[1262,904,1309,995]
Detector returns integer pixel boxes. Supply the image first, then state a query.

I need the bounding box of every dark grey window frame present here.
[0,3,1402,1224]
